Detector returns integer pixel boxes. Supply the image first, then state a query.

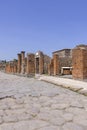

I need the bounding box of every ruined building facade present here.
[48,49,72,75]
[0,60,6,71]
[5,60,17,74]
[4,44,87,80]
[35,51,51,74]
[5,51,51,76]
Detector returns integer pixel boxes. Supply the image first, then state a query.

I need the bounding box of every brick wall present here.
[72,45,87,80]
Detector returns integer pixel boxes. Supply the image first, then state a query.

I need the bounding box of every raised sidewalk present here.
[38,75,87,96]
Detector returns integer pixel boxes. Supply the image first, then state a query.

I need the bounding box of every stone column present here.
[17,53,21,73]
[21,51,25,74]
[53,54,59,75]
[72,44,87,80]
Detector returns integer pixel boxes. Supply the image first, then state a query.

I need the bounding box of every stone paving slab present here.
[0,72,87,130]
[39,75,87,95]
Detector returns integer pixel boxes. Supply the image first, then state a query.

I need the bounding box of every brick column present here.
[48,63,51,75]
[8,64,11,73]
[11,65,14,73]
[53,54,59,75]
[48,59,54,75]
[9,63,11,73]
[39,54,44,74]
[5,64,9,73]
[72,45,87,80]
[17,53,21,73]
[27,53,35,74]
[21,51,25,74]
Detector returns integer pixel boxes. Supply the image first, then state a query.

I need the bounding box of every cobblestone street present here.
[0,72,87,130]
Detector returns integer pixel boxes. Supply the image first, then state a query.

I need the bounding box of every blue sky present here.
[0,0,87,60]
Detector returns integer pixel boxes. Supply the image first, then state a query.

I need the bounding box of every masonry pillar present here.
[8,64,11,73]
[72,44,87,80]
[39,53,44,74]
[17,53,21,73]
[48,59,54,75]
[53,54,59,75]
[9,63,11,73]
[35,51,44,74]
[21,51,25,74]
[11,65,14,73]
[27,53,35,75]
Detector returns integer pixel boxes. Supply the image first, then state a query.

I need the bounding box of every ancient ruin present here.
[0,60,6,71]
[72,44,87,80]
[17,53,21,73]
[27,53,35,75]
[5,50,51,76]
[35,51,44,74]
[48,49,72,76]
[35,51,51,74]
[4,44,87,80]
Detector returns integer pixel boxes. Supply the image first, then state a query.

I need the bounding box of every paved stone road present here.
[39,75,87,96]
[0,72,87,130]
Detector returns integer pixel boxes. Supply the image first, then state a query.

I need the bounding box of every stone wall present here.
[5,60,18,74]
[0,61,6,71]
[59,57,72,73]
[53,49,72,57]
